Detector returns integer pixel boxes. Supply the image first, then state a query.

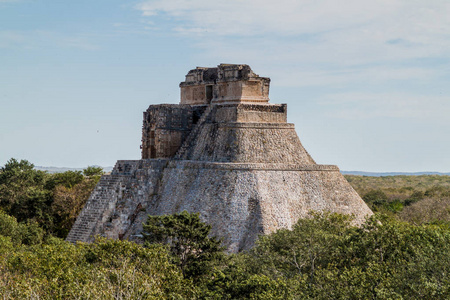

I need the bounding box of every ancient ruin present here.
[67,64,373,252]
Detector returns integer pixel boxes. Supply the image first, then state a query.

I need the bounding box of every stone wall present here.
[176,104,314,164]
[141,104,206,159]
[66,159,168,243]
[212,104,287,123]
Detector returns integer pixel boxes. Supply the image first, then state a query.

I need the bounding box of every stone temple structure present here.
[67,64,372,252]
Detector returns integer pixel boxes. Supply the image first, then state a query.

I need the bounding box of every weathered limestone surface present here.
[67,64,373,252]
[180,64,270,105]
[66,160,167,243]
[151,162,371,252]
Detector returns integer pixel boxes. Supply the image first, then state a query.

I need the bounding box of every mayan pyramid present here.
[67,64,372,252]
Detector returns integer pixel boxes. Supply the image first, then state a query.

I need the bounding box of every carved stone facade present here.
[180,64,270,105]
[67,64,372,252]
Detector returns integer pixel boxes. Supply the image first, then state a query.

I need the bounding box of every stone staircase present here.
[174,104,214,159]
[66,174,124,243]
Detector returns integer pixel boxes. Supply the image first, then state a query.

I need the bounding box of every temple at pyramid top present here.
[180,64,271,105]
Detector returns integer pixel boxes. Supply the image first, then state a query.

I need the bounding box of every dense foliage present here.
[236,213,450,299]
[0,158,101,238]
[0,235,189,298]
[1,159,450,298]
[2,211,449,299]
[143,211,224,281]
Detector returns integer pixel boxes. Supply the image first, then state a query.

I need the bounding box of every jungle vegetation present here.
[1,158,449,299]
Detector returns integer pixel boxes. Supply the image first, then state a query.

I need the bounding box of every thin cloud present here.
[136,0,450,89]
[136,0,394,36]
[136,0,450,39]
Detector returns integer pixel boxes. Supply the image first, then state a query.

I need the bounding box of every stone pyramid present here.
[67,64,372,252]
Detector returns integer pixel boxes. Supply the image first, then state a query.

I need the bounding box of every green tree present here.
[0,210,44,245]
[83,166,104,177]
[0,210,21,242]
[0,158,101,238]
[363,189,388,206]
[0,158,49,217]
[0,238,191,299]
[249,212,354,281]
[203,259,291,299]
[142,211,224,280]
[240,213,450,299]
[50,177,97,238]
[45,170,84,190]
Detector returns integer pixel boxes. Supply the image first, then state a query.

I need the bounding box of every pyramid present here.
[67,64,372,252]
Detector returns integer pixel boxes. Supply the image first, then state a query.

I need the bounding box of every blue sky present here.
[1,0,449,172]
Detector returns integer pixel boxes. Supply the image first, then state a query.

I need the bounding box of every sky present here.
[1,0,449,172]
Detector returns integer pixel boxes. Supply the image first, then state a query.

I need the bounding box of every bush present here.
[363,189,388,206]
[232,213,450,299]
[143,211,225,281]
[0,238,192,299]
[0,210,44,245]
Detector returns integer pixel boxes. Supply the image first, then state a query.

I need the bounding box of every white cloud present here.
[136,0,450,40]
[136,0,450,88]
[137,0,395,36]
